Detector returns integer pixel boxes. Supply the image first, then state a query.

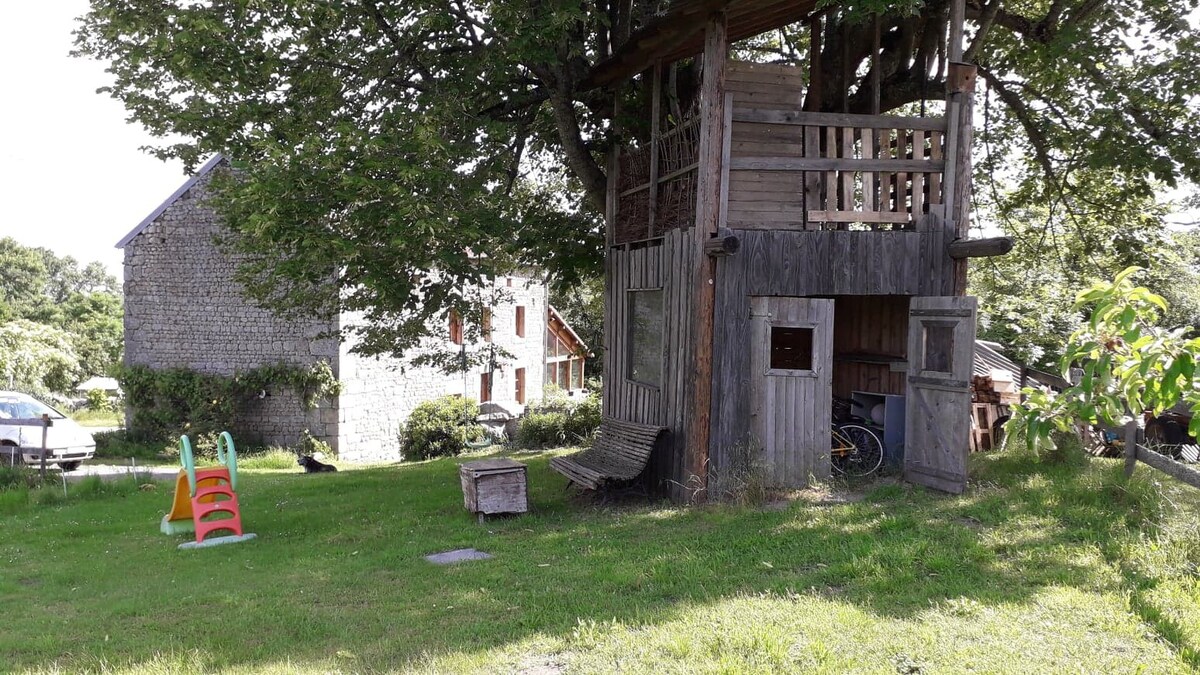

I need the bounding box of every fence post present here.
[39,414,50,481]
[1123,418,1139,478]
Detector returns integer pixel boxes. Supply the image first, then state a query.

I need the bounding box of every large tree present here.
[74,0,1200,359]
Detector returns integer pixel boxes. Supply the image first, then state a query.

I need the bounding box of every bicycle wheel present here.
[832,424,884,477]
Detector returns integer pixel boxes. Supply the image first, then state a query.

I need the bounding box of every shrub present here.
[516,391,602,448]
[298,429,334,458]
[398,396,485,460]
[85,388,113,413]
[92,429,172,460]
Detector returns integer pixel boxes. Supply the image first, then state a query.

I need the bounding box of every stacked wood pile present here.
[972,371,1020,405]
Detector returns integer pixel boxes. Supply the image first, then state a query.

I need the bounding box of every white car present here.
[0,391,96,472]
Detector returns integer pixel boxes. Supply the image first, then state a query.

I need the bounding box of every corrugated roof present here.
[114,154,224,249]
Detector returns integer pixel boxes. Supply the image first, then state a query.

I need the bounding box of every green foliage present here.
[118,362,340,443]
[298,429,333,458]
[1008,267,1200,453]
[0,319,81,395]
[92,429,172,461]
[516,390,601,448]
[85,388,113,413]
[398,395,485,460]
[0,237,124,388]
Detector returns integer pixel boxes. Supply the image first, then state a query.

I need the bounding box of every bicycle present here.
[830,422,884,477]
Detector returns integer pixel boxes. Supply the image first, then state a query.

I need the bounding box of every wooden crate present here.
[459,458,528,520]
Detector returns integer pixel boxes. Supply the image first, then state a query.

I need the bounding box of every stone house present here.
[117,156,584,462]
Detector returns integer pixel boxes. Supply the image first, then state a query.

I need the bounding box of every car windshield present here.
[0,394,67,420]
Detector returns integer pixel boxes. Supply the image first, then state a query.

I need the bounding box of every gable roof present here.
[547,305,588,352]
[114,154,224,249]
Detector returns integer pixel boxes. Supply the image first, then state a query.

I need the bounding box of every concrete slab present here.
[424,548,493,565]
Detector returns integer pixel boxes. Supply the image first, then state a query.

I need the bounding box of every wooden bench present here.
[550,418,666,490]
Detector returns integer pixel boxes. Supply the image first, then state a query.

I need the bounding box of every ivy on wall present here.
[119,361,340,443]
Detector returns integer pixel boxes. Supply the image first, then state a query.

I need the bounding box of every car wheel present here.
[1,443,22,467]
[58,461,81,472]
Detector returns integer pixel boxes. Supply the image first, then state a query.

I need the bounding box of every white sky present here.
[0,2,185,278]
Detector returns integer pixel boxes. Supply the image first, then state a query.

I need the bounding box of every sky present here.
[0,2,186,279]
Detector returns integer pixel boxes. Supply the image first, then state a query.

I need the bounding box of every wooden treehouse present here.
[553,0,1012,499]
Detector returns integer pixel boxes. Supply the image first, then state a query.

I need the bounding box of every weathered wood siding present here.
[602,229,696,496]
[710,228,949,470]
[749,297,833,486]
[832,295,910,399]
[724,60,950,232]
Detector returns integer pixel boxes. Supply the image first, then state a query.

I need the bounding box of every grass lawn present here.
[1,446,1198,674]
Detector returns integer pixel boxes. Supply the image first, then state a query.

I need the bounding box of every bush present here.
[516,391,602,448]
[298,429,333,458]
[398,396,485,460]
[92,429,172,460]
[85,388,113,413]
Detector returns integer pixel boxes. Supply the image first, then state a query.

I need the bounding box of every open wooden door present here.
[750,297,833,487]
[904,296,977,493]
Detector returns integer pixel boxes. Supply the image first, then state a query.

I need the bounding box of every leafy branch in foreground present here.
[1008,267,1200,452]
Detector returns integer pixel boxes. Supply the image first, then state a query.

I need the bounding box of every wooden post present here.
[941,0,974,295]
[1123,419,1139,478]
[686,12,727,501]
[648,62,662,237]
[40,414,50,480]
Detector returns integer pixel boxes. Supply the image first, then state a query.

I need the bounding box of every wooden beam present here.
[686,12,727,503]
[704,228,740,256]
[731,157,945,172]
[1135,444,1200,489]
[947,236,1013,259]
[732,108,947,131]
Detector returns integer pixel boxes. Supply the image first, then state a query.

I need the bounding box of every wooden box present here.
[459,458,528,519]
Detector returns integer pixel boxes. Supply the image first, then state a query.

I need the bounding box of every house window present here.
[770,326,814,371]
[449,310,463,345]
[515,368,526,404]
[627,290,664,387]
[516,306,526,338]
[482,309,492,343]
[480,373,491,402]
[574,359,584,389]
[922,322,956,373]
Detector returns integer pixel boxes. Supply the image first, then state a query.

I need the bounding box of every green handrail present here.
[216,431,239,492]
[179,432,239,497]
[179,435,197,497]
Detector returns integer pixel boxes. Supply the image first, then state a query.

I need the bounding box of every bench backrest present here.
[592,418,666,474]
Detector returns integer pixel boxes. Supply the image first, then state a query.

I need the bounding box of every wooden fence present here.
[4,415,54,479]
[1123,421,1200,489]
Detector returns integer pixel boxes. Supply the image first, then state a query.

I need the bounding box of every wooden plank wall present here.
[725,61,807,228]
[601,229,695,496]
[710,229,944,467]
[831,296,910,398]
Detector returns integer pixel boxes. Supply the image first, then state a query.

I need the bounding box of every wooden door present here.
[750,297,833,487]
[904,296,977,493]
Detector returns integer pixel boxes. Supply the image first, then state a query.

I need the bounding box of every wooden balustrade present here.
[725,107,950,231]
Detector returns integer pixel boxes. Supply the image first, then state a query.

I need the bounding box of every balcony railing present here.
[725,106,949,231]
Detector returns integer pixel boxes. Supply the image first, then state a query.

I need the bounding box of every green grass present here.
[1,446,1198,674]
[69,409,124,427]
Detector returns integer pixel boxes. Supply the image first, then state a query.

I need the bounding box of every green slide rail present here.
[179,432,240,497]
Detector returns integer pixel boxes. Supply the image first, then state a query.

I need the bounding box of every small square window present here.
[923,322,955,373]
[770,326,814,371]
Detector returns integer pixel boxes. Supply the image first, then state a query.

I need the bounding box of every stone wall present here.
[337,276,548,461]
[121,169,340,450]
